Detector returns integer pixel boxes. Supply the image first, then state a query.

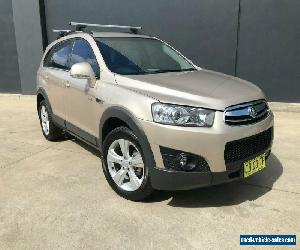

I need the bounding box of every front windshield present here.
[95,37,196,75]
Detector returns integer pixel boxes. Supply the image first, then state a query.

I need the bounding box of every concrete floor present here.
[0,94,299,249]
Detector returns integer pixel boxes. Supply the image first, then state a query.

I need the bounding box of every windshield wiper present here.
[123,71,147,75]
[147,68,196,74]
[180,68,197,72]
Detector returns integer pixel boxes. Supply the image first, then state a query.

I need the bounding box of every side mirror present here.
[70,62,96,88]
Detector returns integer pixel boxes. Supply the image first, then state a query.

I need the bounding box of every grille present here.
[224,127,273,164]
[224,100,269,126]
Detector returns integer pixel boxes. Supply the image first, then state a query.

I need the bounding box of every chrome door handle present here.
[65,82,70,88]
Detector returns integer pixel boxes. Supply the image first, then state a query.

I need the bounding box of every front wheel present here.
[102,127,154,201]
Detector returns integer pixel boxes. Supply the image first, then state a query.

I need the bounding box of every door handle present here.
[65,82,70,88]
[96,97,103,104]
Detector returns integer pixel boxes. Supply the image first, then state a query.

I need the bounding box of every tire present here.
[38,100,63,141]
[102,126,154,201]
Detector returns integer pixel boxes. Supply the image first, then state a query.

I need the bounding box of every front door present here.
[43,39,73,122]
[65,38,101,145]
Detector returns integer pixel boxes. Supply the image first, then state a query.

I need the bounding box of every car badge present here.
[248,106,257,118]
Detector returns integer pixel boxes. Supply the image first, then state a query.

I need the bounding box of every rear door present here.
[65,38,100,144]
[42,40,73,122]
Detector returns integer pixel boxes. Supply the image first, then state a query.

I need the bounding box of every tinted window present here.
[70,39,100,78]
[44,40,73,70]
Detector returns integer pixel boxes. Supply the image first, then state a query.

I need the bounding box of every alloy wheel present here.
[40,105,50,135]
[107,139,144,191]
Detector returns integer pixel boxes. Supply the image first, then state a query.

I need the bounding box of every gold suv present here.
[37,22,274,200]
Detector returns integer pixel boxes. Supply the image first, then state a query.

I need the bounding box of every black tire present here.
[38,100,63,141]
[102,126,154,201]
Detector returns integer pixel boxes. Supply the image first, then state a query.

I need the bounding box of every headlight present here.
[151,103,215,127]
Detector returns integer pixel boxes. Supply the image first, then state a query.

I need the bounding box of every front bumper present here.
[150,149,271,190]
[139,110,274,190]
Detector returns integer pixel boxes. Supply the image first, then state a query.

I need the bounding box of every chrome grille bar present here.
[224,100,269,126]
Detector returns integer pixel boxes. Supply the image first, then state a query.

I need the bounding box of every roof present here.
[91,32,152,38]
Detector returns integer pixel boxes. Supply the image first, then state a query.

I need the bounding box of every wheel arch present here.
[99,106,156,170]
[100,106,146,143]
[36,88,51,113]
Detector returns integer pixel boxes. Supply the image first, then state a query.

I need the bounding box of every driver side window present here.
[69,38,100,78]
[44,40,73,70]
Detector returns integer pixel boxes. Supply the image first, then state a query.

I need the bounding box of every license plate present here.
[243,153,266,178]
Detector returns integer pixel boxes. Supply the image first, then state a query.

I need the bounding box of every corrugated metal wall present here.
[0,0,299,102]
[44,0,300,102]
[0,0,21,93]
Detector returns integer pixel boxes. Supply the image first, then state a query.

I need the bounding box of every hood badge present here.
[248,106,257,118]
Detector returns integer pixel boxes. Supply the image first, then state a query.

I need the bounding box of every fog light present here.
[159,146,210,172]
[179,153,187,167]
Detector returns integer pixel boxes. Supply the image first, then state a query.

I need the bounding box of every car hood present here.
[114,69,265,110]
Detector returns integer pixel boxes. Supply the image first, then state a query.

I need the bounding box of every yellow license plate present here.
[243,153,266,178]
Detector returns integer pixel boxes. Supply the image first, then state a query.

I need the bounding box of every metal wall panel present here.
[12,0,44,94]
[0,0,21,93]
[1,0,299,101]
[45,0,239,75]
[236,0,300,102]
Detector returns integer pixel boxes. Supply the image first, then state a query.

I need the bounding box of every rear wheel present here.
[102,127,154,201]
[38,100,63,141]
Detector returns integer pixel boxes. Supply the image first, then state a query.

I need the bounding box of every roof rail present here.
[69,21,142,34]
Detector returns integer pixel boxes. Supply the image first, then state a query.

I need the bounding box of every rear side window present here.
[44,40,73,70]
[69,38,100,78]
